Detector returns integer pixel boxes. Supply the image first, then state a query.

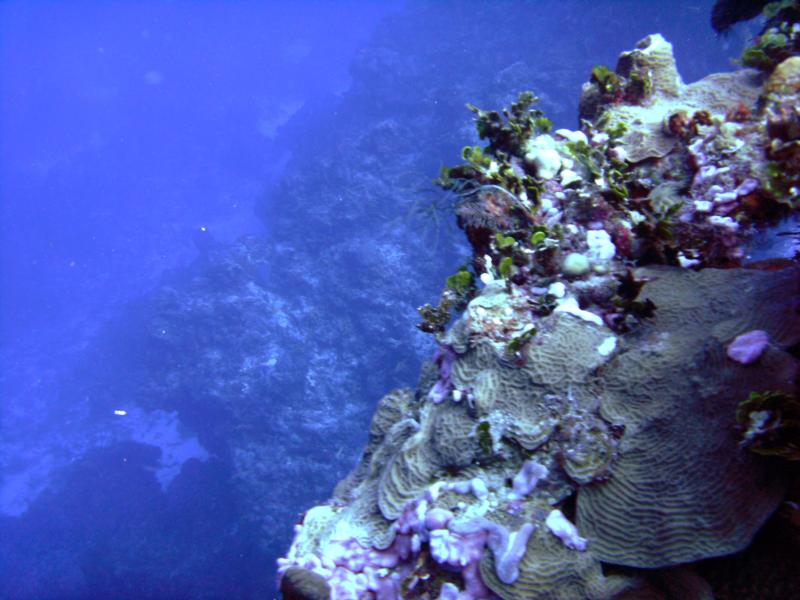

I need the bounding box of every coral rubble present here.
[278,30,800,600]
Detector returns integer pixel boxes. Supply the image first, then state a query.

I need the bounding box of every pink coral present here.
[726,330,770,364]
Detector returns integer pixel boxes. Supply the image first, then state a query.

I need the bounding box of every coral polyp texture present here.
[279,29,800,600]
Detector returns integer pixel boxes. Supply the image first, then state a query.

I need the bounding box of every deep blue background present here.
[1,0,398,344]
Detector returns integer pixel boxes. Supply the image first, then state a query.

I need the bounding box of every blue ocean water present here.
[0,1,755,598]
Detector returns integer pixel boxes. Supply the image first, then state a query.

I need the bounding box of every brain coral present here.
[280,264,799,598]
[480,526,636,600]
[577,265,800,567]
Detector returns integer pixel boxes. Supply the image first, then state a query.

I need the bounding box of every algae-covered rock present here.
[280,566,332,600]
[736,389,800,461]
[764,55,800,95]
[763,55,800,203]
[616,33,682,98]
[580,34,762,163]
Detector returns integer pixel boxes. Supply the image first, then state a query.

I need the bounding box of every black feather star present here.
[711,0,769,33]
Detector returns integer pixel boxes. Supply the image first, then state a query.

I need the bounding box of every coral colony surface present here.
[278,11,800,600]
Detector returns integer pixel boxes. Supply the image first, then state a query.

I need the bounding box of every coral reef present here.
[737,1,800,73]
[279,30,800,600]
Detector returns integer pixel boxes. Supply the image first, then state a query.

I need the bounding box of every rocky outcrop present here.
[278,33,800,599]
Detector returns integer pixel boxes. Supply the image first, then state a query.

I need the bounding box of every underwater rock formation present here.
[278,30,800,600]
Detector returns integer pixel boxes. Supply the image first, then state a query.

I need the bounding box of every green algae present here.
[737,390,800,461]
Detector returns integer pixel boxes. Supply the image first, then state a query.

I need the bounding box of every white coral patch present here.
[678,252,701,268]
[548,281,566,298]
[708,215,739,230]
[560,169,582,187]
[554,297,603,326]
[586,230,616,262]
[555,129,588,145]
[546,509,587,551]
[524,135,562,180]
[596,336,617,357]
[693,200,712,213]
